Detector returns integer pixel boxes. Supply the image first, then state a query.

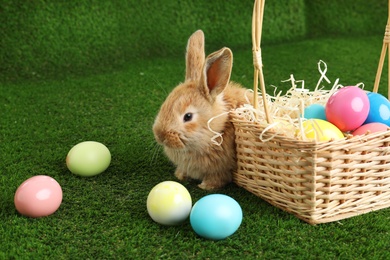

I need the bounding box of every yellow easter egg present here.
[147,181,192,225]
[302,119,344,142]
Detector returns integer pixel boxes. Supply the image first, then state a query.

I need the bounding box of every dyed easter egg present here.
[190,194,242,240]
[66,141,111,177]
[14,175,63,218]
[352,122,388,136]
[302,119,344,142]
[325,86,370,131]
[147,181,192,225]
[364,92,390,126]
[303,104,327,120]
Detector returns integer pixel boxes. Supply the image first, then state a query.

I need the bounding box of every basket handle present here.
[252,0,272,123]
[253,0,390,105]
[373,0,390,100]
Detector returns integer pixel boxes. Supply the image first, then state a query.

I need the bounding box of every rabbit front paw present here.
[198,180,223,190]
[174,169,187,181]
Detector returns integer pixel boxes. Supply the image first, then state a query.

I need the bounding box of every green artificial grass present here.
[1,35,390,259]
[305,0,387,38]
[2,0,386,83]
[1,0,306,82]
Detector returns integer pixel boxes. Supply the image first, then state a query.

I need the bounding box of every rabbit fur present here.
[153,30,253,190]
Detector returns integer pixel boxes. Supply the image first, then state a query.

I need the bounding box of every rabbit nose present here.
[155,130,185,149]
[165,132,185,148]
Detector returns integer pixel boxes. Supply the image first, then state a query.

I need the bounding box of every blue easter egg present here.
[365,92,390,126]
[190,194,242,240]
[303,104,327,120]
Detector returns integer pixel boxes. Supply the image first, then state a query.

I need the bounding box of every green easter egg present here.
[66,141,111,177]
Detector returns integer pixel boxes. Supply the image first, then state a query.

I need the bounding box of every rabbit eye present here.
[183,113,193,122]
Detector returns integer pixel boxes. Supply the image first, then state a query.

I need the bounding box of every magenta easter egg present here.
[352,122,388,136]
[14,175,63,218]
[325,86,370,131]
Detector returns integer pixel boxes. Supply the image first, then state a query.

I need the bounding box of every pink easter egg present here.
[352,122,389,136]
[325,86,370,131]
[14,175,63,218]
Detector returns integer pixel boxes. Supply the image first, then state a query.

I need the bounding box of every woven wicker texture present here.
[231,113,390,224]
[231,0,390,224]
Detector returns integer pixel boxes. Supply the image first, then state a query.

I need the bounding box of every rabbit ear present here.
[200,47,233,101]
[185,30,205,81]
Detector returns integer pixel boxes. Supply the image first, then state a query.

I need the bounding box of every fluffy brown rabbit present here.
[153,30,253,190]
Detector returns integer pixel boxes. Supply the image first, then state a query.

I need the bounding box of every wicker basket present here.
[230,0,390,224]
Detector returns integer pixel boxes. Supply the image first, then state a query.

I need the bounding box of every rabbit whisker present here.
[150,142,163,166]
